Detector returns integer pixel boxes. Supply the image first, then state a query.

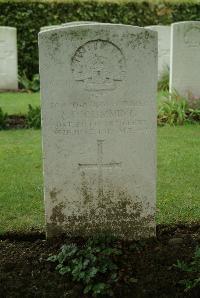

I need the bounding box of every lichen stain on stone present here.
[48,32,62,60]
[125,31,154,50]
[69,29,90,39]
[50,202,66,225]
[49,188,61,203]
[46,222,65,239]
[80,172,94,204]
[48,187,155,240]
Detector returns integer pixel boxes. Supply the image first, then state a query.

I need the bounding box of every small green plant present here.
[158,92,188,126]
[26,104,41,129]
[187,107,200,123]
[0,107,8,130]
[19,73,40,92]
[158,66,169,91]
[158,91,200,126]
[48,236,122,296]
[174,246,200,292]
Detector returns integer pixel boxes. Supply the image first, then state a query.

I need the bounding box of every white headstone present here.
[146,25,170,78]
[39,24,157,240]
[170,21,200,99]
[0,27,18,90]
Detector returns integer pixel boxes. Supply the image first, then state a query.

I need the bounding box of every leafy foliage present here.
[48,237,122,296]
[158,92,188,126]
[174,246,200,291]
[187,107,200,123]
[0,1,200,77]
[0,107,8,130]
[26,104,41,129]
[158,66,169,92]
[158,92,200,126]
[19,73,40,92]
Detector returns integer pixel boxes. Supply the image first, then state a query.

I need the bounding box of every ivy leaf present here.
[47,255,57,262]
[59,266,71,275]
[92,282,107,294]
[83,284,92,294]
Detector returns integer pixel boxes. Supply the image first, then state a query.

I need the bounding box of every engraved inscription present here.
[78,140,122,197]
[55,119,148,136]
[54,103,152,136]
[184,27,200,47]
[71,39,126,91]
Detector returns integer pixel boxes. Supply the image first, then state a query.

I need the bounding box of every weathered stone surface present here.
[0,27,18,90]
[39,24,157,240]
[40,22,98,32]
[40,25,61,31]
[146,25,171,78]
[170,21,200,99]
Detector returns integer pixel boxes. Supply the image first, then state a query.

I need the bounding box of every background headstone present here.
[146,25,170,78]
[0,27,18,90]
[39,24,157,240]
[170,21,200,99]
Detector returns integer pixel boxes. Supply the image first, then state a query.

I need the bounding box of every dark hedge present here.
[0,1,200,77]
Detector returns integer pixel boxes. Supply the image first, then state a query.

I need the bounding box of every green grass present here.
[0,125,200,234]
[0,92,40,115]
[157,124,200,224]
[0,130,43,234]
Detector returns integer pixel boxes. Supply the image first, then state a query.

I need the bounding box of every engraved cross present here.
[78,140,121,197]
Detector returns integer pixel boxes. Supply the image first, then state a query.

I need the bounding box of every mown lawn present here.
[0,130,43,234]
[157,124,200,224]
[0,92,40,115]
[0,125,199,234]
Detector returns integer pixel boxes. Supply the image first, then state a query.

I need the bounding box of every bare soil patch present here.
[6,115,26,129]
[0,224,200,297]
